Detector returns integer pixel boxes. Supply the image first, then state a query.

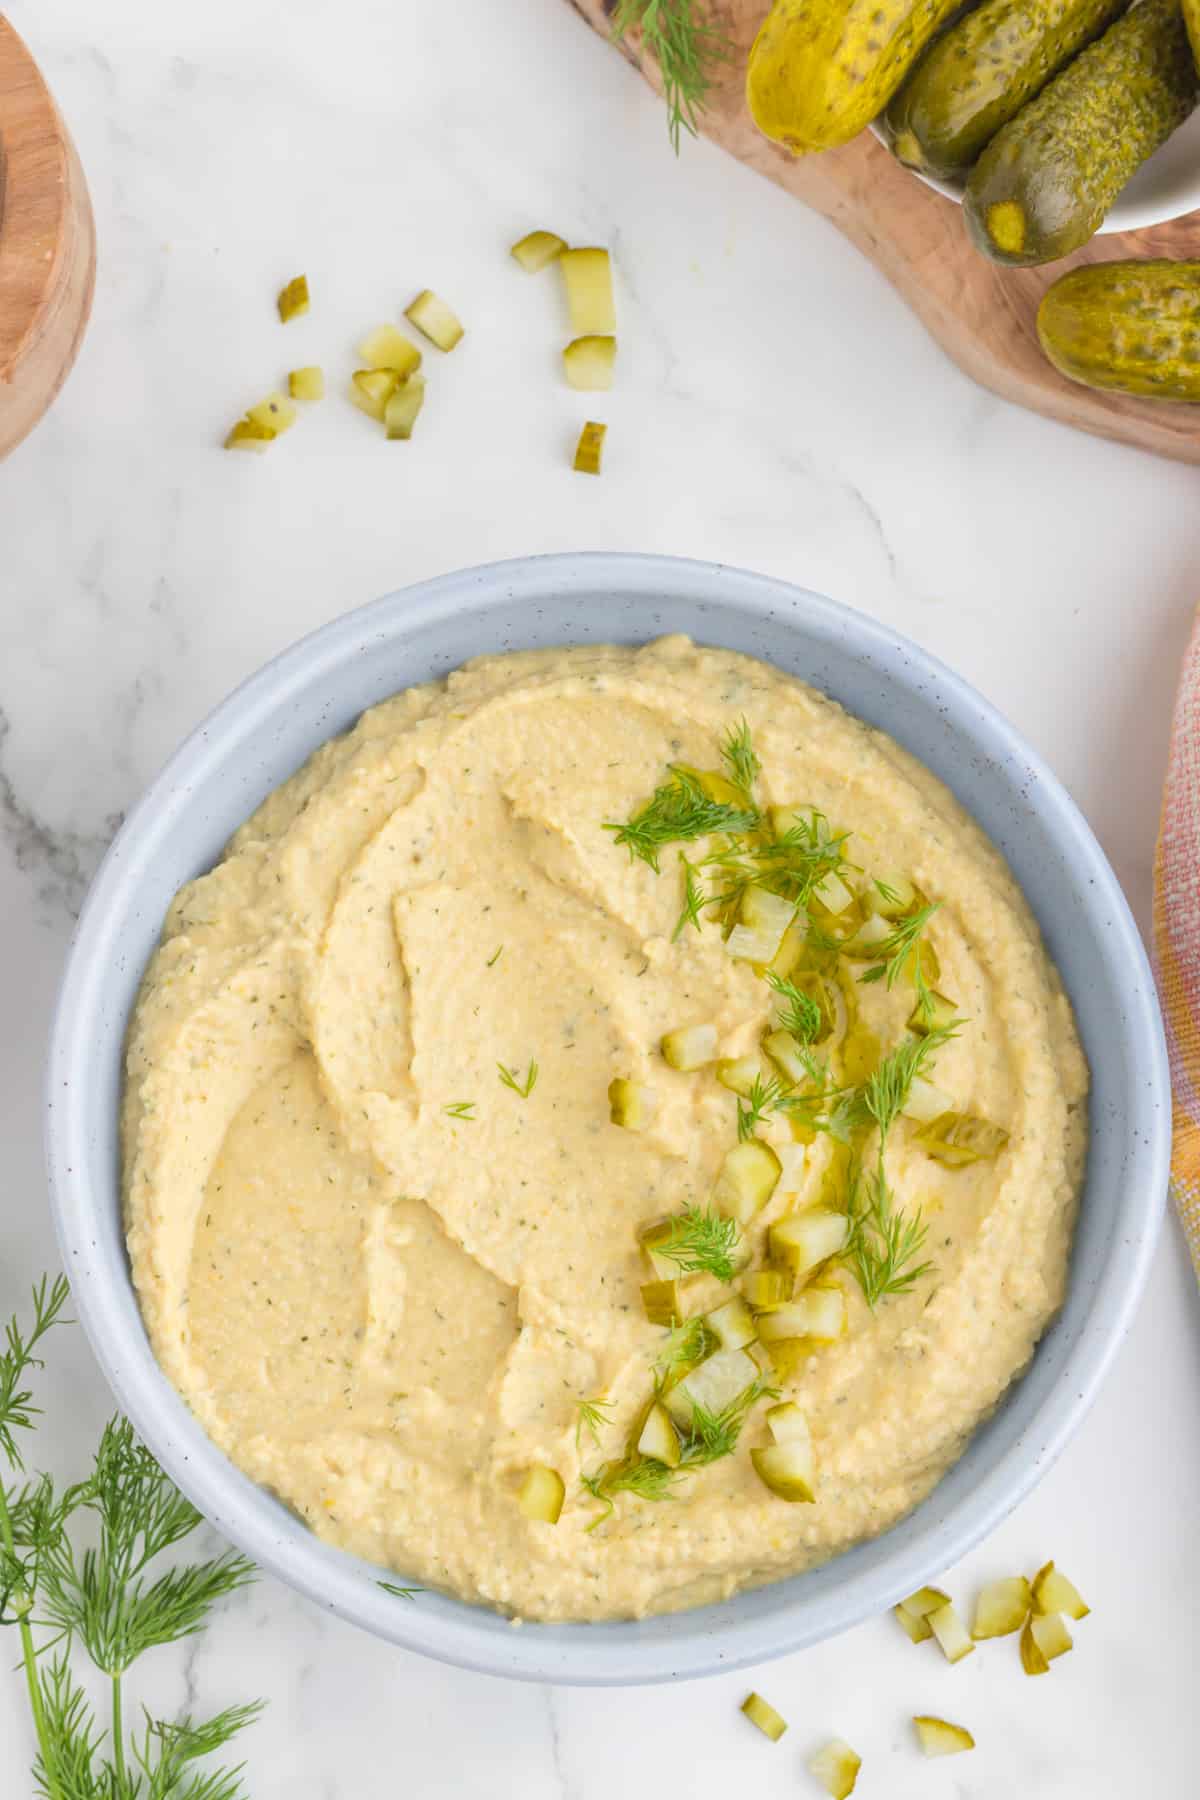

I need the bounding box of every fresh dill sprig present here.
[443,1101,476,1121]
[497,1058,538,1099]
[580,1456,681,1528]
[646,1207,741,1282]
[378,1580,423,1600]
[720,718,760,799]
[764,970,823,1047]
[576,1396,615,1452]
[858,902,941,1013]
[672,853,706,942]
[610,0,733,153]
[606,768,760,873]
[844,1161,934,1309]
[677,1376,777,1468]
[860,1025,958,1144]
[736,1074,790,1142]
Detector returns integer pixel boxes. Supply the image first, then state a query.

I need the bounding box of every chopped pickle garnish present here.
[908,989,958,1036]
[705,1295,757,1351]
[563,334,617,391]
[653,1315,715,1385]
[755,1287,845,1344]
[902,1585,952,1618]
[559,247,616,335]
[663,1347,760,1430]
[276,274,309,322]
[774,1140,808,1196]
[741,1692,788,1742]
[573,421,606,476]
[913,1716,975,1757]
[871,870,920,918]
[517,1464,564,1524]
[765,1400,808,1443]
[894,1602,933,1643]
[608,1077,657,1130]
[763,1028,812,1087]
[1029,1611,1073,1663]
[842,912,893,959]
[636,1401,681,1468]
[972,1575,1032,1639]
[716,1055,764,1097]
[901,1074,954,1125]
[808,1739,861,1798]
[811,869,856,916]
[385,377,426,441]
[769,1208,848,1283]
[725,924,782,964]
[641,1279,682,1326]
[358,325,423,378]
[224,417,275,452]
[247,392,297,434]
[405,289,464,352]
[916,1112,1010,1167]
[740,885,796,952]
[742,1268,792,1311]
[928,1600,975,1664]
[288,366,324,402]
[661,1022,718,1071]
[350,368,399,423]
[1020,1615,1050,1675]
[751,1439,816,1502]
[511,228,567,271]
[1032,1561,1090,1620]
[641,1207,740,1281]
[713,1140,781,1225]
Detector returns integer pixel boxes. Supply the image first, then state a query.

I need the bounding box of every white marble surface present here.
[4,0,1200,1791]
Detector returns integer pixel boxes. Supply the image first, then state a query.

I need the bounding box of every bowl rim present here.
[45,552,1170,1685]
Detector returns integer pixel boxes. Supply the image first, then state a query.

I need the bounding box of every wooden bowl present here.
[0,16,95,460]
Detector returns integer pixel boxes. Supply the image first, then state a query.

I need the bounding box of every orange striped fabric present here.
[1155,611,1200,1278]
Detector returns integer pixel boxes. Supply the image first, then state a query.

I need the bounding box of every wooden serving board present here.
[568,0,1200,463]
[0,15,95,461]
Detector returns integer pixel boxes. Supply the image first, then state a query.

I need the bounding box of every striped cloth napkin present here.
[1155,610,1200,1278]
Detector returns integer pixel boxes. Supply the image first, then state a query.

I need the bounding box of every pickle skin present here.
[1038,260,1200,402]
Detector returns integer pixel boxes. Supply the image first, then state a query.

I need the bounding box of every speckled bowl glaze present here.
[46,554,1169,1685]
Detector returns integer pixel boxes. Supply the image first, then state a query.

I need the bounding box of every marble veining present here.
[2,0,1200,1792]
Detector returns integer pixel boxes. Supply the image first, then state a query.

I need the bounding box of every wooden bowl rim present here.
[0,15,77,378]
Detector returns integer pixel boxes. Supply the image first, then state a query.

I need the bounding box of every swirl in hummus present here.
[122,638,1087,1623]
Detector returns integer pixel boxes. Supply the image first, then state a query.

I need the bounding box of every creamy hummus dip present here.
[123,638,1087,1622]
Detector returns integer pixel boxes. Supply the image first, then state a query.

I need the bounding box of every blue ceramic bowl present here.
[46,554,1169,1684]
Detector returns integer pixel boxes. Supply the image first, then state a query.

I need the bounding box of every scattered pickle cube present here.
[916,1111,1009,1167]
[661,1023,718,1071]
[713,1139,781,1226]
[359,325,423,378]
[563,334,616,391]
[511,228,568,271]
[756,1287,846,1344]
[247,392,297,434]
[908,990,959,1036]
[811,869,856,916]
[224,417,275,452]
[1020,1615,1050,1675]
[871,869,920,918]
[1032,1561,1090,1620]
[517,1464,564,1523]
[741,1692,788,1742]
[1029,1611,1073,1663]
[808,1738,861,1798]
[636,1400,681,1468]
[902,1074,954,1125]
[769,1209,848,1283]
[928,1599,975,1663]
[288,366,325,402]
[893,1602,933,1644]
[573,420,607,475]
[705,1295,757,1351]
[972,1576,1032,1639]
[559,246,616,335]
[752,1407,816,1502]
[716,1054,764,1097]
[608,1077,657,1131]
[725,924,780,964]
[742,1268,792,1311]
[641,1279,681,1326]
[664,1347,758,1430]
[277,274,309,322]
[350,369,399,423]
[405,289,464,352]
[913,1716,975,1757]
[385,377,426,441]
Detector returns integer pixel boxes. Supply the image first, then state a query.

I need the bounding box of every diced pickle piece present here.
[763,1338,811,1382]
[764,921,805,981]
[716,1055,763,1097]
[1032,1562,1090,1621]
[902,1075,954,1125]
[705,1296,757,1351]
[740,886,795,950]
[385,377,426,441]
[972,1576,1032,1639]
[608,1078,657,1130]
[894,1602,933,1643]
[224,417,275,452]
[674,764,746,807]
[741,1692,788,1742]
[518,1464,564,1523]
[872,870,920,918]
[765,1400,809,1444]
[751,1441,816,1503]
[639,1217,681,1280]
[713,1140,781,1225]
[811,870,856,916]
[928,1600,975,1664]
[277,274,309,322]
[359,325,423,378]
[664,1348,759,1429]
[511,228,567,271]
[640,1280,681,1326]
[908,989,958,1036]
[288,366,325,402]
[808,1739,861,1798]
[247,392,297,433]
[1020,1616,1050,1676]
[764,1029,812,1087]
[661,1023,718,1071]
[774,1141,807,1196]
[742,1268,792,1311]
[1029,1611,1073,1663]
[755,1288,846,1344]
[913,1716,975,1757]
[725,924,781,964]
[350,368,399,423]
[564,335,617,391]
[405,289,464,352]
[769,1209,847,1282]
[902,1585,951,1619]
[573,420,606,475]
[916,1112,1010,1167]
[636,1401,681,1468]
[841,912,892,959]
[559,246,616,335]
